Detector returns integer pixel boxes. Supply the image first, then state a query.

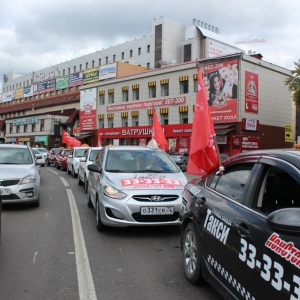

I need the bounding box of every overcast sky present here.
[1,0,299,93]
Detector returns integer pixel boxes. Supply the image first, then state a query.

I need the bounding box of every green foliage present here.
[285,60,300,107]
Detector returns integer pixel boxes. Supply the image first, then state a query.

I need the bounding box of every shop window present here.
[99,93,105,105]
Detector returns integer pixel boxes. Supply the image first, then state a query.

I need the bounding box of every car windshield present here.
[37,148,48,153]
[105,150,180,173]
[0,147,33,164]
[64,150,71,156]
[89,149,101,162]
[74,149,87,157]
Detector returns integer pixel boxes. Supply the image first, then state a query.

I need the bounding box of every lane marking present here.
[66,188,97,300]
[60,177,69,187]
[33,252,38,264]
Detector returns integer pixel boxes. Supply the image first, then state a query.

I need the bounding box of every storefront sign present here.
[99,63,117,80]
[107,97,186,112]
[241,136,259,151]
[35,136,48,145]
[242,118,259,131]
[34,79,56,95]
[83,68,99,85]
[69,72,83,87]
[14,117,39,125]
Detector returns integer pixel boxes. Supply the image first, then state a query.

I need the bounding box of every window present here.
[24,125,27,133]
[132,84,139,101]
[122,52,125,60]
[68,68,70,75]
[122,117,128,127]
[63,69,65,76]
[147,63,150,69]
[92,60,95,68]
[122,86,129,102]
[138,47,141,55]
[130,50,133,57]
[183,44,192,62]
[108,119,114,128]
[193,75,198,92]
[147,45,150,53]
[180,112,188,124]
[161,113,168,125]
[180,76,189,94]
[160,79,169,96]
[9,124,12,134]
[99,58,101,66]
[132,116,139,126]
[208,164,254,202]
[32,124,36,132]
[74,66,76,73]
[98,120,104,128]
[80,64,82,71]
[16,126,20,133]
[148,81,156,98]
[86,62,88,69]
[40,119,45,131]
[113,55,116,62]
[108,89,114,104]
[99,92,105,105]
[106,56,108,64]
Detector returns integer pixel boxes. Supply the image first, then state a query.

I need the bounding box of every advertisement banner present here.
[245,71,258,113]
[80,88,97,130]
[56,76,69,90]
[69,72,83,87]
[24,85,34,97]
[83,68,99,85]
[33,79,56,95]
[99,63,117,80]
[1,91,14,103]
[15,87,24,99]
[204,59,239,123]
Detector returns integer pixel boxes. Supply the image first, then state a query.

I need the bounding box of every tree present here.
[285,60,300,107]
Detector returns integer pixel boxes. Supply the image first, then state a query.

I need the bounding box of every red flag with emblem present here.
[151,109,168,151]
[62,130,81,147]
[187,67,219,175]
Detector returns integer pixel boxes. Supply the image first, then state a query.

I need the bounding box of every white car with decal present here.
[87,145,187,231]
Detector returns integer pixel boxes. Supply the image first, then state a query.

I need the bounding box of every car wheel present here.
[56,163,60,169]
[41,164,45,167]
[31,199,40,208]
[96,199,108,232]
[84,177,88,193]
[182,222,204,284]
[87,192,93,208]
[47,159,50,166]
[72,166,77,178]
[78,174,83,185]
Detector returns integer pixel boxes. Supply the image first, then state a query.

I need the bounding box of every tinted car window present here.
[208,163,254,202]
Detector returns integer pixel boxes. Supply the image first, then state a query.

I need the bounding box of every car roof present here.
[226,149,300,168]
[104,145,163,152]
[0,144,28,149]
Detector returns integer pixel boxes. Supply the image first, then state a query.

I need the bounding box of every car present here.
[31,148,46,167]
[87,145,187,231]
[78,147,102,192]
[67,146,89,177]
[47,148,63,166]
[180,149,300,300]
[0,144,43,207]
[36,147,48,161]
[55,148,72,171]
[170,152,189,166]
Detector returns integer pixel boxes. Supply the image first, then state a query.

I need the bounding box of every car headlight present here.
[21,174,38,184]
[104,185,127,199]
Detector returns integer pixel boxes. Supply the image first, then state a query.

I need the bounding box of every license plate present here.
[0,188,11,195]
[141,206,174,215]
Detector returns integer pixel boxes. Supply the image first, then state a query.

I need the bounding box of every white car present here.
[36,147,48,161]
[0,144,43,207]
[31,148,46,167]
[67,147,89,177]
[78,147,102,192]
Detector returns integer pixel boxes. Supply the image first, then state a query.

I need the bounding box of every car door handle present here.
[233,222,249,237]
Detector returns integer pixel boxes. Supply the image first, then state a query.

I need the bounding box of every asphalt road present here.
[0,167,220,300]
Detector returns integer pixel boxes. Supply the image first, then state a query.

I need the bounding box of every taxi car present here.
[0,144,42,207]
[87,145,187,231]
[78,146,102,192]
[67,146,89,177]
[180,149,300,300]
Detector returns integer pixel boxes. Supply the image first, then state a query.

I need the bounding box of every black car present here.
[180,149,300,300]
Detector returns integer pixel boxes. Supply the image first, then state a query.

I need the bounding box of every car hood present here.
[0,164,38,179]
[103,171,187,191]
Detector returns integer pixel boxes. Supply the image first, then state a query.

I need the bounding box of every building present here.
[0,16,295,155]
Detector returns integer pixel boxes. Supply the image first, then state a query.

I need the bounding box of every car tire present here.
[78,174,83,185]
[182,222,204,284]
[56,163,60,169]
[87,192,93,208]
[84,176,88,193]
[72,166,77,178]
[96,199,108,232]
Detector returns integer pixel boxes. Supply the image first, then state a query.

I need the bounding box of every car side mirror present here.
[87,164,100,173]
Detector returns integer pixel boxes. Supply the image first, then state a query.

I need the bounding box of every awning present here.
[214,124,236,135]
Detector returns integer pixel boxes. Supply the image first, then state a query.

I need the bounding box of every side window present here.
[255,166,300,214]
[95,150,104,168]
[207,163,254,202]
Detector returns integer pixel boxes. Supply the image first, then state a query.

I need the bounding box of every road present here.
[0,167,220,300]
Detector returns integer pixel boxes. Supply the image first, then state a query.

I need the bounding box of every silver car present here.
[78,146,102,192]
[87,145,187,231]
[0,144,42,207]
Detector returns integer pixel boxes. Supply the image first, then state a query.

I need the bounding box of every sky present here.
[1,0,299,93]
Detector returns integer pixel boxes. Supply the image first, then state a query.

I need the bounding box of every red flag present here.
[62,130,81,147]
[187,67,219,175]
[151,109,168,151]
[97,131,101,147]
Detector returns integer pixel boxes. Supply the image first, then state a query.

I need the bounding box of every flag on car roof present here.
[148,108,168,151]
[62,130,81,147]
[187,66,219,175]
[97,131,101,147]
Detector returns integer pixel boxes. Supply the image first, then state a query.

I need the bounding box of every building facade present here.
[0,16,295,155]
